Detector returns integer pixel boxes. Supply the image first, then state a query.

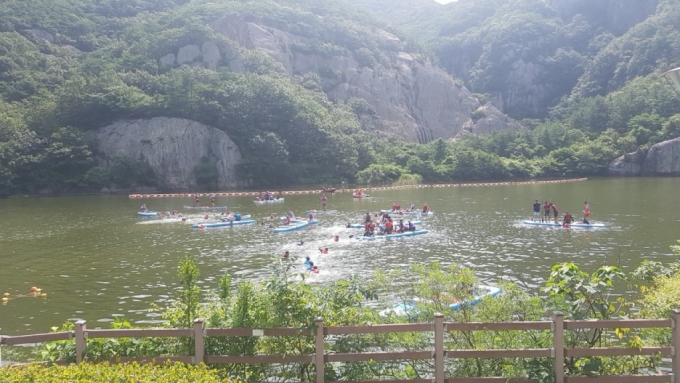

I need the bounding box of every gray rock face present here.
[177,45,201,65]
[641,137,680,175]
[608,137,680,176]
[96,118,242,190]
[201,41,221,70]
[208,13,521,142]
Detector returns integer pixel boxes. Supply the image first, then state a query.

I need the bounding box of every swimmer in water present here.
[319,248,328,254]
[283,251,289,259]
[334,236,339,242]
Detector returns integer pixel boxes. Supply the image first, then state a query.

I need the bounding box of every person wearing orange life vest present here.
[422,203,429,213]
[582,201,591,224]
[563,211,574,225]
[543,201,550,221]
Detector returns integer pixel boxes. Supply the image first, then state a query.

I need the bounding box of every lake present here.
[1,177,678,335]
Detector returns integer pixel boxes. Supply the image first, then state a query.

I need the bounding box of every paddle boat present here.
[305,210,338,214]
[183,206,228,210]
[322,186,336,193]
[274,220,310,233]
[356,229,429,240]
[379,285,501,317]
[522,220,605,228]
[191,219,256,229]
[137,211,159,217]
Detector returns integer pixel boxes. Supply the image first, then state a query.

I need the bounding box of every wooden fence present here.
[2,310,679,383]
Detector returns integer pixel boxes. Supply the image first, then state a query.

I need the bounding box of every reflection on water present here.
[0,178,678,334]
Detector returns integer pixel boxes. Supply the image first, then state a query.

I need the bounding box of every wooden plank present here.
[0,332,72,345]
[445,378,537,383]
[554,312,565,383]
[445,349,552,358]
[564,319,671,330]
[327,379,430,383]
[564,347,671,357]
[324,323,431,335]
[105,356,193,365]
[205,355,313,364]
[434,313,445,383]
[204,327,313,337]
[673,310,680,382]
[564,375,671,383]
[205,328,253,337]
[86,329,192,338]
[446,322,552,331]
[325,351,432,362]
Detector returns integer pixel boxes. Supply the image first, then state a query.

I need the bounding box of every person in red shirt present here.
[551,203,559,223]
[385,219,394,234]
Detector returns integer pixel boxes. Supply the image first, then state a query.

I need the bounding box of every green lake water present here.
[1,177,679,335]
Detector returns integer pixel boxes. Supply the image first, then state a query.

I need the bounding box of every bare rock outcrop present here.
[608,137,680,176]
[194,13,522,143]
[96,118,242,190]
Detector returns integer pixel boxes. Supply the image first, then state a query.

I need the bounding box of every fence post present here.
[75,320,87,364]
[315,317,324,383]
[553,312,564,383]
[434,313,445,383]
[672,310,680,382]
[194,318,204,366]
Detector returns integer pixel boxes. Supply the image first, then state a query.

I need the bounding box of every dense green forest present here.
[0,0,679,195]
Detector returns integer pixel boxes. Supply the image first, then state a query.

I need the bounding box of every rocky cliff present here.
[158,13,522,143]
[95,118,242,190]
[608,137,680,176]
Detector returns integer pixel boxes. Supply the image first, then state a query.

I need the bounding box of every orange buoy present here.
[30,286,37,293]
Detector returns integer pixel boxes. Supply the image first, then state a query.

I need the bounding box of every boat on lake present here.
[379,285,502,317]
[137,211,159,217]
[355,229,428,240]
[192,219,256,229]
[254,198,285,204]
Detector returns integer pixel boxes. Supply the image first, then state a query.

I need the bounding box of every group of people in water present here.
[254,191,283,201]
[532,200,591,226]
[356,212,418,236]
[191,193,217,207]
[389,202,429,214]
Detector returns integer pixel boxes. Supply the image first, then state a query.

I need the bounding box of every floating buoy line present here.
[128,178,588,199]
[2,287,47,304]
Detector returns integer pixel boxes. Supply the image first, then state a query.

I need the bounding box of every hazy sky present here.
[434,0,457,3]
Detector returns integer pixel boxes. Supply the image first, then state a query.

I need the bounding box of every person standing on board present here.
[321,194,328,211]
[583,201,590,224]
[551,203,559,223]
[194,193,200,207]
[543,201,550,221]
[533,200,541,222]
[210,193,216,207]
[308,211,315,222]
[422,203,429,213]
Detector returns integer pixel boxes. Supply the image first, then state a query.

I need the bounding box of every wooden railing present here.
[2,310,679,383]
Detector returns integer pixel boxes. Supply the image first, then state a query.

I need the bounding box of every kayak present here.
[137,212,159,217]
[183,206,227,210]
[254,198,285,204]
[305,210,338,214]
[191,220,256,229]
[349,220,421,229]
[522,220,605,228]
[356,229,429,240]
[380,210,434,216]
[274,221,310,233]
[379,285,502,317]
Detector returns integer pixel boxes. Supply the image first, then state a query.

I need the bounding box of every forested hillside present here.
[0,0,679,195]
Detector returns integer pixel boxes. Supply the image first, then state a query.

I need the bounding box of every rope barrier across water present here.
[128,178,588,199]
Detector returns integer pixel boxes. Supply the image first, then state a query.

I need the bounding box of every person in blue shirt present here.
[364,212,371,223]
[234,213,241,221]
[308,212,314,221]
